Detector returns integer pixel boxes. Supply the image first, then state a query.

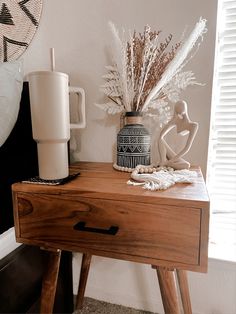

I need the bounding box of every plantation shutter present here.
[208,0,236,215]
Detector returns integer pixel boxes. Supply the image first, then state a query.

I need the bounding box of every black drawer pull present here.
[73,221,119,235]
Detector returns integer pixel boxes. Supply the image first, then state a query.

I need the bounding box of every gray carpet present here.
[75,297,155,314]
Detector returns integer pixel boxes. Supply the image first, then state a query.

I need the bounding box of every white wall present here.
[22,1,236,313]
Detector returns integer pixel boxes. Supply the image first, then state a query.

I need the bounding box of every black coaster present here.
[22,172,80,186]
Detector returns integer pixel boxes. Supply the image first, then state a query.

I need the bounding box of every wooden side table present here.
[12,162,209,314]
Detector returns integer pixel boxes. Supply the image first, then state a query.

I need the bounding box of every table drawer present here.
[16,193,201,266]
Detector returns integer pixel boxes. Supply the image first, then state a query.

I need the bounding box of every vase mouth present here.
[125,111,143,117]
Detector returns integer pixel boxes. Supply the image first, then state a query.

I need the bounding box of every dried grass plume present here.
[96,18,207,123]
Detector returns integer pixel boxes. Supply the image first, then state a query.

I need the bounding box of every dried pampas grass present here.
[96,18,207,122]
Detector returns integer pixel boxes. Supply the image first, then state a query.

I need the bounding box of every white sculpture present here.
[127,101,198,190]
[158,100,198,170]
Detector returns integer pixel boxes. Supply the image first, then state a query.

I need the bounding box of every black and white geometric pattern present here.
[0,0,42,62]
[117,124,151,169]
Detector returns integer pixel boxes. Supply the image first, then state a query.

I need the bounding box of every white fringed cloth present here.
[127,167,197,191]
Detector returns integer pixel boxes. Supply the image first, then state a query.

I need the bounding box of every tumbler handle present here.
[69,86,86,129]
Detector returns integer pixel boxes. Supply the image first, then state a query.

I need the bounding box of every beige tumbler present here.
[28,71,85,180]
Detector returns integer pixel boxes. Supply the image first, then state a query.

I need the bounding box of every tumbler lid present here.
[28,71,68,79]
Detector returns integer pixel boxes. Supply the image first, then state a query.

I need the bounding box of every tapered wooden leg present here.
[40,249,61,314]
[176,270,192,314]
[54,251,74,314]
[75,253,92,310]
[156,267,181,314]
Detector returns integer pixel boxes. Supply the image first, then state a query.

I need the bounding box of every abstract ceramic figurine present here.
[158,100,198,170]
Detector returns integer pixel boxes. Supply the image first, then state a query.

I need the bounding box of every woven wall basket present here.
[0,0,43,62]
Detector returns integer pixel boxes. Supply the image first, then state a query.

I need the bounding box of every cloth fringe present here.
[127,168,197,191]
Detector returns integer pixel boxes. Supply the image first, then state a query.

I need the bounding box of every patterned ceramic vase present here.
[117,111,151,169]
